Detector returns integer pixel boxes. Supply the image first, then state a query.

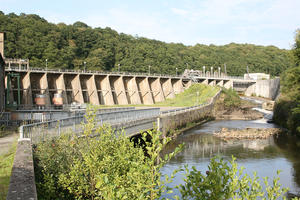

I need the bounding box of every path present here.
[0,132,18,156]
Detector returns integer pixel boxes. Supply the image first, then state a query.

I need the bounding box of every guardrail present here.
[5,66,183,78]
[20,108,160,144]
[0,112,10,125]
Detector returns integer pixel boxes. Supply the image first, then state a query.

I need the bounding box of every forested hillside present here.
[273,30,300,135]
[0,11,294,76]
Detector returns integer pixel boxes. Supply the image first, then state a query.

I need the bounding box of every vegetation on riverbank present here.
[0,142,16,200]
[273,30,300,135]
[33,110,298,200]
[0,11,293,76]
[214,88,263,120]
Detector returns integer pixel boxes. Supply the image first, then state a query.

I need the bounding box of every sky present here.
[1,0,300,49]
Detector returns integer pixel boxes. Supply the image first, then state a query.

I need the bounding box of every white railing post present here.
[19,126,24,140]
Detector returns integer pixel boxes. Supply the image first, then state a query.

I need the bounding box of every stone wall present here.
[160,90,221,134]
[6,139,37,200]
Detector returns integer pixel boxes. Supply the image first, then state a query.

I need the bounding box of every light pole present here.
[83,61,86,72]
[45,59,48,70]
[148,65,151,75]
[118,64,120,72]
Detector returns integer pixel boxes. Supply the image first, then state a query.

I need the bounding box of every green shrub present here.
[222,88,241,110]
[178,156,295,200]
[34,109,182,200]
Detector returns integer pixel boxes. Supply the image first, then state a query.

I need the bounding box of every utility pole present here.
[45,59,48,71]
[84,61,86,72]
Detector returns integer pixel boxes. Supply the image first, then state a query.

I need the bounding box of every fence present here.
[5,66,183,78]
[0,112,10,126]
[20,108,160,144]
[0,107,135,125]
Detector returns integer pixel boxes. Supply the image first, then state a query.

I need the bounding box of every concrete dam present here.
[4,66,192,107]
[3,65,280,109]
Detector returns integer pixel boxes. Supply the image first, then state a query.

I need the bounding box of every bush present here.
[178,156,297,200]
[34,109,182,200]
[222,88,241,110]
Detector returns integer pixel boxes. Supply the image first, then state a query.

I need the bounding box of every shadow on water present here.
[161,119,300,198]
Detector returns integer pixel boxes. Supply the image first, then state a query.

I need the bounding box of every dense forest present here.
[274,30,300,135]
[0,11,294,76]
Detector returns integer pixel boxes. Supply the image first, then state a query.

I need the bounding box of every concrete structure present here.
[4,67,192,106]
[244,78,280,100]
[7,140,37,200]
[244,73,270,80]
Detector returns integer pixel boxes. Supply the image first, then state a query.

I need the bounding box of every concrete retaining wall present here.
[160,90,221,134]
[161,105,213,134]
[6,139,37,200]
[244,78,280,100]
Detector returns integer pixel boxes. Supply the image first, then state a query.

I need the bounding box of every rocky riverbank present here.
[214,127,282,139]
[214,98,264,120]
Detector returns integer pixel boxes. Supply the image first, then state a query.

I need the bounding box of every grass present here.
[154,84,219,107]
[0,142,17,200]
[93,84,219,109]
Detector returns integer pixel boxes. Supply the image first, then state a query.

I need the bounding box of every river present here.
[161,118,300,198]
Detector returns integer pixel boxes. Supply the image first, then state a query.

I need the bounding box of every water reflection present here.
[162,120,300,197]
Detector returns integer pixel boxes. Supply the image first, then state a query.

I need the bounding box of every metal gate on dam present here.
[4,66,192,107]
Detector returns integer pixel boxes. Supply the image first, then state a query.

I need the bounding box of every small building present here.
[244,73,270,80]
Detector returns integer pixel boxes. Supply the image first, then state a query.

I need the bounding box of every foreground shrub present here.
[178,156,297,200]
[34,110,182,200]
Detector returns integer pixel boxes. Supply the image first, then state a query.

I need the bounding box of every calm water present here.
[161,119,300,198]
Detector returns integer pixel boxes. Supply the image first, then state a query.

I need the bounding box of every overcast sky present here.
[1,0,300,49]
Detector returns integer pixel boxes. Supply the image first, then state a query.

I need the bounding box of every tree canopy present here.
[273,29,300,135]
[0,11,294,76]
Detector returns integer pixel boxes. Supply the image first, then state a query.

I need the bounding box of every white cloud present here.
[171,8,189,16]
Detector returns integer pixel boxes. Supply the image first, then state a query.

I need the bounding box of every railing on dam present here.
[5,66,183,79]
[20,108,160,144]
[5,66,251,81]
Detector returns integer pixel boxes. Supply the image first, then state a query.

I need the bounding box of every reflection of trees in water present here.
[273,133,300,188]
[167,133,280,163]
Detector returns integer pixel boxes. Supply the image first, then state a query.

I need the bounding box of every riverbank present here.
[214,94,264,120]
[214,127,282,140]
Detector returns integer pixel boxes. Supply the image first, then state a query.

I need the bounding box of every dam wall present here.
[4,68,192,106]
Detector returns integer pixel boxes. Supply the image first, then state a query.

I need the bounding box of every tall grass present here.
[0,142,17,200]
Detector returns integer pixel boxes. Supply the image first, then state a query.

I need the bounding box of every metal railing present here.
[5,66,183,79]
[0,112,11,125]
[20,108,160,143]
